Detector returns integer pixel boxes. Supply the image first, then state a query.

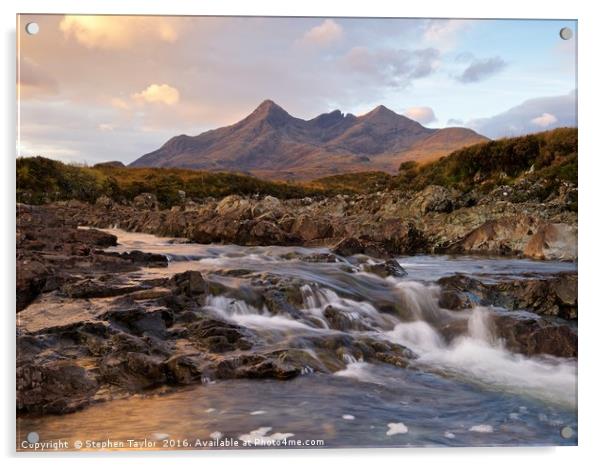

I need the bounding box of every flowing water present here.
[17,229,578,449]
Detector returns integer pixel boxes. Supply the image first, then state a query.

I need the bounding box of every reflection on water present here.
[17,229,577,450]
[17,365,577,450]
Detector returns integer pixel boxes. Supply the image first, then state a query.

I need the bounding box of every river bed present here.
[17,229,578,449]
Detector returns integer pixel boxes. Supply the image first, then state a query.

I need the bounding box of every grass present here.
[17,127,577,208]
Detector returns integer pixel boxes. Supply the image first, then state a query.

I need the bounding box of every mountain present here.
[130,100,488,179]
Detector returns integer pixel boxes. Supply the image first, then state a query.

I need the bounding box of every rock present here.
[188,319,254,352]
[437,273,577,320]
[249,220,292,244]
[95,195,113,209]
[165,353,208,384]
[411,185,457,214]
[300,253,339,263]
[493,314,577,358]
[61,279,146,299]
[232,354,301,380]
[99,352,166,390]
[323,306,372,331]
[449,216,539,255]
[169,271,208,297]
[332,237,390,258]
[133,193,159,210]
[363,259,407,278]
[17,361,99,414]
[16,258,51,312]
[251,195,285,218]
[524,223,577,261]
[290,214,333,241]
[215,195,252,219]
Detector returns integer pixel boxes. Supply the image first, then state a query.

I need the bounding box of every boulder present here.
[17,361,99,414]
[290,214,333,242]
[411,185,458,214]
[169,271,208,297]
[215,195,252,219]
[524,223,577,261]
[133,193,159,210]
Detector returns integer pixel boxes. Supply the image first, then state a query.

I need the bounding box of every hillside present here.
[130,100,487,179]
[17,128,576,210]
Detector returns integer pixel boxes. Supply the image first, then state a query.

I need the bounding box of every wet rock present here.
[233,354,301,380]
[99,352,166,390]
[323,305,372,331]
[300,252,339,263]
[437,273,578,319]
[363,259,407,278]
[169,271,208,297]
[188,319,254,352]
[165,353,209,384]
[61,279,146,299]
[73,228,118,248]
[119,250,168,266]
[438,288,474,311]
[17,361,99,414]
[103,307,172,338]
[493,314,577,358]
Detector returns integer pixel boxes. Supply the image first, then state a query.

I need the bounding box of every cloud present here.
[300,19,343,46]
[466,91,576,138]
[404,106,436,124]
[423,19,473,49]
[59,15,179,49]
[132,84,180,106]
[447,118,464,126]
[110,97,131,110]
[457,57,507,83]
[531,112,558,127]
[341,46,440,87]
[18,58,58,98]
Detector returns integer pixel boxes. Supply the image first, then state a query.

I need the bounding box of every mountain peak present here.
[131,100,487,179]
[367,105,397,116]
[247,99,292,127]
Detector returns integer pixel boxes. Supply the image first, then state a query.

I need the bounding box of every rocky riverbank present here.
[16,201,577,416]
[43,180,578,261]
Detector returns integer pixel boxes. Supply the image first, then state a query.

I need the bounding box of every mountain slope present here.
[130,100,488,179]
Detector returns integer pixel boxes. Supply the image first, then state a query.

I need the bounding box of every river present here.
[17,229,578,449]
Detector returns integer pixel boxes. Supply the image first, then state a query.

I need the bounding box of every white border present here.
[3,1,601,465]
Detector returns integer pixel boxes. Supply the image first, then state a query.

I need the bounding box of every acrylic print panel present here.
[16,15,577,451]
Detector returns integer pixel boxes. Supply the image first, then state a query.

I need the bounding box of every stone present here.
[169,271,208,297]
[363,259,407,278]
[133,193,159,210]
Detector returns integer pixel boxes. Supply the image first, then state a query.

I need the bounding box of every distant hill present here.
[129,100,487,179]
[17,128,576,208]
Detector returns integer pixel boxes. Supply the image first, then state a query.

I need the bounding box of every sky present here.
[17,15,577,165]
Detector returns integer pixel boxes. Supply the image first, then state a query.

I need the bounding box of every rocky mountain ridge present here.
[130,100,487,179]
